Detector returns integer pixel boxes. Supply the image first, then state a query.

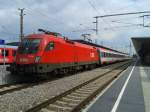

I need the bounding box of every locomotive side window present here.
[45,42,55,51]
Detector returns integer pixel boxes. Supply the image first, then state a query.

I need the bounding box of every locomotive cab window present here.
[45,42,55,51]
[18,38,41,54]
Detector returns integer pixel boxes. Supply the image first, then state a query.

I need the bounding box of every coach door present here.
[97,49,101,64]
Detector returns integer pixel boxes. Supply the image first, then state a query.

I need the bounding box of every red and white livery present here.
[0,48,16,64]
[7,29,129,74]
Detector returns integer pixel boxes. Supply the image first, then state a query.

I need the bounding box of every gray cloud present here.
[0,0,150,53]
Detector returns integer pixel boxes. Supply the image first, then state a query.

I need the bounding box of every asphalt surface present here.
[86,61,147,112]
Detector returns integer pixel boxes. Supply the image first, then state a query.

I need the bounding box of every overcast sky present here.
[0,0,150,53]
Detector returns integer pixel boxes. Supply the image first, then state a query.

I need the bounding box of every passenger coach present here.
[0,48,16,64]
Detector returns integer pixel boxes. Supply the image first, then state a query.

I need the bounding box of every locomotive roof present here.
[72,39,128,55]
[6,33,128,55]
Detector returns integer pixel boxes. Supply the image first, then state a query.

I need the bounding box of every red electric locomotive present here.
[8,29,100,74]
[0,47,16,64]
[7,29,129,75]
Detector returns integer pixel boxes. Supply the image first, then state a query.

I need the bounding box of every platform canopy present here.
[132,37,150,64]
[5,42,20,46]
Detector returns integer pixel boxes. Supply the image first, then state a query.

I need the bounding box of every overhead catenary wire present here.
[111,21,142,25]
[1,26,19,35]
[103,24,143,30]
[20,0,62,30]
[94,11,150,18]
[25,8,58,31]
[110,16,140,22]
[25,8,86,37]
[20,0,84,37]
[0,10,20,41]
[0,25,19,42]
[92,0,116,28]
[139,15,150,27]
[87,0,115,33]
[88,0,100,14]
[93,11,150,35]
[72,28,95,32]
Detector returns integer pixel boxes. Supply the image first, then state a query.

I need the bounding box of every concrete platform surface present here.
[84,60,150,112]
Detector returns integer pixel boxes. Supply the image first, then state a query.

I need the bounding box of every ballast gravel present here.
[0,62,128,112]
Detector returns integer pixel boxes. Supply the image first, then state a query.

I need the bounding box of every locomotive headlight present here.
[35,56,41,63]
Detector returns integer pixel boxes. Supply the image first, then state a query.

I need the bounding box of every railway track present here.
[0,77,58,95]
[0,61,130,96]
[26,62,131,112]
[0,83,36,95]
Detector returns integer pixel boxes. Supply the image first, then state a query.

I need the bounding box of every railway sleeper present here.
[54,100,78,108]
[0,86,18,92]
[46,104,72,112]
[65,94,86,100]
[75,90,93,95]
[71,92,89,97]
[81,86,99,91]
[0,87,11,91]
[39,108,55,112]
[60,97,81,104]
[77,88,96,92]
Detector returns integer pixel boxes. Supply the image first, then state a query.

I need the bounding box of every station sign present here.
[0,39,5,45]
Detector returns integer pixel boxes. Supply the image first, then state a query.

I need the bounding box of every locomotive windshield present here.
[18,38,41,54]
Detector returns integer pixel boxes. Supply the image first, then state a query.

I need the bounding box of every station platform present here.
[83,60,150,112]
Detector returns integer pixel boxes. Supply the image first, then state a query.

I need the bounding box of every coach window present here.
[2,50,9,57]
[104,52,106,57]
[103,52,104,57]
[13,50,16,56]
[45,42,55,51]
[106,53,108,57]
[105,52,107,57]
[101,52,103,57]
[103,52,105,57]
[110,53,112,57]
